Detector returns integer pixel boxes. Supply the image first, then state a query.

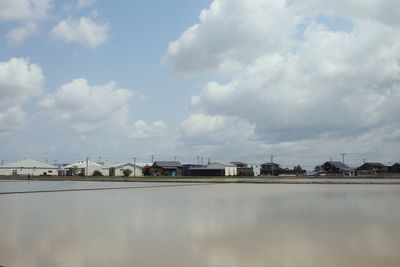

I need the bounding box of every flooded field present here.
[1,181,400,267]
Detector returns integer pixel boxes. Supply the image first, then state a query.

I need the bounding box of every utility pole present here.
[341,153,346,164]
[86,157,89,176]
[197,155,200,165]
[174,156,177,162]
[201,157,204,165]
[46,158,48,164]
[151,155,154,163]
[133,157,137,177]
[208,158,211,164]
[271,154,274,163]
[363,158,366,164]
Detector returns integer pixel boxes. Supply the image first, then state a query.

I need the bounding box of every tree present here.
[93,170,103,176]
[122,168,133,177]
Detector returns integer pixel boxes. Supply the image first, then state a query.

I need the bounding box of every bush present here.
[122,168,133,177]
[92,170,103,176]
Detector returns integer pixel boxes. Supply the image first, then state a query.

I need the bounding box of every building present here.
[151,161,182,176]
[261,162,281,175]
[0,158,59,176]
[356,163,387,175]
[109,163,143,177]
[321,161,355,176]
[63,161,104,176]
[388,163,400,173]
[182,164,203,176]
[231,162,260,176]
[188,162,237,176]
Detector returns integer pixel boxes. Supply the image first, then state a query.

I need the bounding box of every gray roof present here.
[0,158,58,169]
[153,161,182,168]
[325,161,354,171]
[111,163,142,169]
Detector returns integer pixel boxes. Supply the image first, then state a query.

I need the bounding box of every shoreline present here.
[1,175,400,185]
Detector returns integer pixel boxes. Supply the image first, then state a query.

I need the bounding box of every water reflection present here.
[0,184,400,267]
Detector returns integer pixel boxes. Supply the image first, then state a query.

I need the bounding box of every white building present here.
[0,158,59,176]
[207,162,238,176]
[63,161,104,176]
[250,164,261,176]
[109,163,143,177]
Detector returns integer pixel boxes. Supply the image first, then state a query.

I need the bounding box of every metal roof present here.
[325,161,354,171]
[153,161,182,167]
[0,158,58,169]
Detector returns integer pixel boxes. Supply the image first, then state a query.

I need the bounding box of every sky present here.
[1,0,400,168]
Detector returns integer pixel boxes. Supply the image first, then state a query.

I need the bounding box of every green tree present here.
[122,168,133,177]
[93,170,103,176]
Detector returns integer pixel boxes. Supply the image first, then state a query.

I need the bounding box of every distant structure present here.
[260,162,281,175]
[356,163,387,175]
[187,162,237,177]
[151,161,182,176]
[0,158,59,176]
[321,161,355,176]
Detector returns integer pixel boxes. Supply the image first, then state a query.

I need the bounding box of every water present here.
[1,182,400,267]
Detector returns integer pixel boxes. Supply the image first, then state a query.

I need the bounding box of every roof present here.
[153,161,182,168]
[111,163,142,169]
[0,158,58,169]
[356,163,386,170]
[64,161,103,169]
[207,162,236,169]
[324,161,354,171]
[261,162,280,166]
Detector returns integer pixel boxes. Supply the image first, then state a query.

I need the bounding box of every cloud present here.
[128,120,168,139]
[180,114,266,156]
[6,22,39,46]
[39,79,133,132]
[168,0,400,162]
[50,17,109,48]
[77,0,95,8]
[0,0,52,22]
[190,21,400,143]
[0,58,44,108]
[0,106,27,133]
[164,0,303,74]
[302,0,400,26]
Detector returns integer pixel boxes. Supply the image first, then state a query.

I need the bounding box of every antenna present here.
[133,157,137,177]
[86,157,89,176]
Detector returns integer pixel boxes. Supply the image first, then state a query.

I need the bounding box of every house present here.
[231,162,260,176]
[188,162,237,177]
[321,161,355,176]
[388,163,400,173]
[356,163,387,175]
[109,163,143,177]
[151,161,182,176]
[182,164,203,176]
[261,162,281,175]
[63,161,104,176]
[0,158,59,176]
[230,162,248,168]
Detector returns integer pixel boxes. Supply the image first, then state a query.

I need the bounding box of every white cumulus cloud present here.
[169,0,400,161]
[50,17,109,48]
[0,106,27,133]
[0,0,52,22]
[0,58,44,108]
[6,22,39,46]
[164,0,303,74]
[39,79,133,132]
[128,120,168,139]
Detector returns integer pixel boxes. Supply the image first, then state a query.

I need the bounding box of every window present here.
[12,170,17,175]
